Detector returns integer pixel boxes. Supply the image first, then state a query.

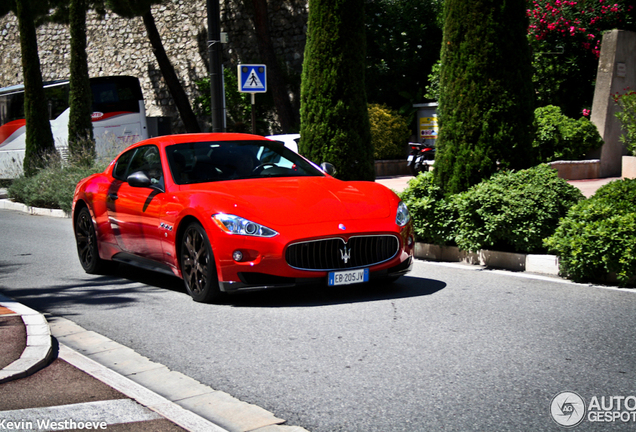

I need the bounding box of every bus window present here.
[43,85,69,120]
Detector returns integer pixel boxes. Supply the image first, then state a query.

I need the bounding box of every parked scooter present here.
[406,142,435,176]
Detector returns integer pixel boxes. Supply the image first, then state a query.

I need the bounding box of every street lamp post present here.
[207,0,225,132]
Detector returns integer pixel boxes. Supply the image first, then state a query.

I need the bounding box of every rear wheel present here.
[180,222,222,303]
[75,207,112,274]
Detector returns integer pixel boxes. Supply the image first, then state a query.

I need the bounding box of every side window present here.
[113,148,135,181]
[128,145,163,184]
[112,145,163,184]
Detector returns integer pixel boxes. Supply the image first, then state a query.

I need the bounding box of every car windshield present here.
[166,140,324,185]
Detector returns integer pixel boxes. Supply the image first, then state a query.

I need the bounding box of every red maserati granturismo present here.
[72,133,414,302]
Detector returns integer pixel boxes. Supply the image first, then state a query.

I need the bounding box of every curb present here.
[0,294,55,384]
[414,243,560,276]
[0,198,69,218]
[49,316,310,432]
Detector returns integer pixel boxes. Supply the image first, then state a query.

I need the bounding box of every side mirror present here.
[127,171,152,188]
[321,162,336,176]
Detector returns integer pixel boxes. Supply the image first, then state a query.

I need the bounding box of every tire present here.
[180,222,222,303]
[75,207,112,274]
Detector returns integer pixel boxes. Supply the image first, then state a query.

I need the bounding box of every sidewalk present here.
[0,294,307,432]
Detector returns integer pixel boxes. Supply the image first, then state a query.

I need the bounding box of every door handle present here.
[107,193,118,201]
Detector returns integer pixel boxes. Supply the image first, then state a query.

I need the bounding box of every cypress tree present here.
[15,0,57,176]
[434,0,535,195]
[68,0,95,164]
[299,0,374,181]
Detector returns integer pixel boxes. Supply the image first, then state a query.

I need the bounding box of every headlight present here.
[212,214,279,237]
[395,201,410,227]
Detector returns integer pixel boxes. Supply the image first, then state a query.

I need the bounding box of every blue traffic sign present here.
[238,64,267,93]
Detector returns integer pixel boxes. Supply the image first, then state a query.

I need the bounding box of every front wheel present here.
[180,222,222,303]
[74,207,113,274]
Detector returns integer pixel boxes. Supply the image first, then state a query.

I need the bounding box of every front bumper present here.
[219,256,413,293]
[206,217,414,293]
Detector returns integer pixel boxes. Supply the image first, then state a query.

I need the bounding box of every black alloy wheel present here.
[180,222,221,303]
[75,207,111,274]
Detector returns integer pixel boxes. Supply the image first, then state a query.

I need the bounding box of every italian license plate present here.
[328,268,369,286]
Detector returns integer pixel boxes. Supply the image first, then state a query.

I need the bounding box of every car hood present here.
[183,177,394,227]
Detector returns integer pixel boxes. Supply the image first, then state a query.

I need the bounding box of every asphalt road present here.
[1,209,636,431]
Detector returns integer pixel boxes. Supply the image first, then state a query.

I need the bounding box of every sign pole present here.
[251,93,256,134]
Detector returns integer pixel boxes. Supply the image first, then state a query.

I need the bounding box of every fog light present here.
[232,250,243,262]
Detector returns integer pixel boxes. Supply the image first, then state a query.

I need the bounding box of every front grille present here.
[286,235,399,271]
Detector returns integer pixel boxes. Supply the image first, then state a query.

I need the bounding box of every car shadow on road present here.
[0,261,444,310]
[0,260,186,315]
[222,275,446,308]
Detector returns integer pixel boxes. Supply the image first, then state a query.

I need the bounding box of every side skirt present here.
[111,252,178,278]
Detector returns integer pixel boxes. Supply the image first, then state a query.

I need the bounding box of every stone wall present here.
[0,0,308,132]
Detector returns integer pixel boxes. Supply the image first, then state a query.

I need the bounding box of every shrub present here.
[545,179,636,286]
[451,164,584,254]
[8,155,105,213]
[368,104,409,160]
[533,105,604,162]
[615,90,636,157]
[399,171,456,245]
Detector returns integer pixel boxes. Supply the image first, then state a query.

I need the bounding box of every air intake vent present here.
[285,235,399,271]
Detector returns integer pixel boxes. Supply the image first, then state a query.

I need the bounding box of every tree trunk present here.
[142,10,201,133]
[68,0,95,164]
[251,0,296,132]
[15,0,56,176]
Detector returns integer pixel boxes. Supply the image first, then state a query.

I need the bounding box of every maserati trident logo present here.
[340,245,351,264]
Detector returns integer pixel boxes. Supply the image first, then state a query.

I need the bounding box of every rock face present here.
[0,0,308,132]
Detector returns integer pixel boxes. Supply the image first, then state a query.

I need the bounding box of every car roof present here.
[126,132,270,150]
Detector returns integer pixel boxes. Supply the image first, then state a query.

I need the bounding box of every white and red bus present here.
[0,75,149,178]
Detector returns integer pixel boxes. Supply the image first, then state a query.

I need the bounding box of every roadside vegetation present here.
[6,153,105,213]
[545,179,636,287]
[401,169,636,287]
[400,165,584,254]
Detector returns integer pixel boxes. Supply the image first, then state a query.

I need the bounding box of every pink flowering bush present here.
[528,0,634,58]
[527,0,635,118]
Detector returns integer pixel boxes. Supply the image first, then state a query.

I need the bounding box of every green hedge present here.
[533,105,603,162]
[400,164,584,254]
[545,179,636,286]
[399,171,456,245]
[451,164,583,253]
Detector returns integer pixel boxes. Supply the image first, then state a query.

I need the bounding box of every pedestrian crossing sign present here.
[238,64,267,93]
